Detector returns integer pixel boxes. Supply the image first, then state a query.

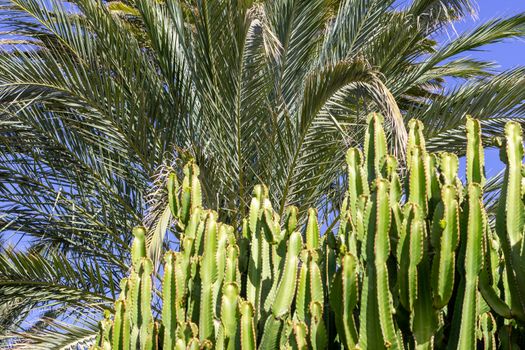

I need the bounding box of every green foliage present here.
[2,1,525,343]
[92,114,525,349]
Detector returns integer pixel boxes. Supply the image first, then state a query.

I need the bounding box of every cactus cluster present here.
[93,115,525,349]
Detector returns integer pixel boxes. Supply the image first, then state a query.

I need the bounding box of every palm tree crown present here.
[0,0,524,347]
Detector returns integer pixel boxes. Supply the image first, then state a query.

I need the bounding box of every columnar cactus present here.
[92,114,525,349]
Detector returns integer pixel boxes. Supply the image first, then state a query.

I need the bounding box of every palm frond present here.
[417,68,525,152]
[6,317,98,350]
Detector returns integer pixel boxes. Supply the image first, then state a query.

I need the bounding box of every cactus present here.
[330,253,358,348]
[92,114,525,349]
[430,155,460,309]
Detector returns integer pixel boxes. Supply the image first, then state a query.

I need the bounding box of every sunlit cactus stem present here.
[272,230,303,318]
[162,252,177,350]
[430,184,460,308]
[240,301,256,350]
[167,173,180,221]
[221,283,240,350]
[364,113,388,182]
[330,253,358,349]
[494,121,525,321]
[359,178,402,349]
[199,211,219,342]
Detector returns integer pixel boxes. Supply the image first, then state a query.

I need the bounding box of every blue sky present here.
[447,0,525,178]
[452,0,525,71]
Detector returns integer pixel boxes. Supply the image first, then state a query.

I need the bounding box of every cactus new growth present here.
[93,114,525,349]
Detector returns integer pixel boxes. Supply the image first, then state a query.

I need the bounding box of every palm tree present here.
[0,0,523,347]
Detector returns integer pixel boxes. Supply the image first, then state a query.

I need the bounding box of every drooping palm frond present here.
[419,68,525,153]
[0,247,119,347]
[0,0,524,345]
[0,248,119,303]
[4,315,100,350]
